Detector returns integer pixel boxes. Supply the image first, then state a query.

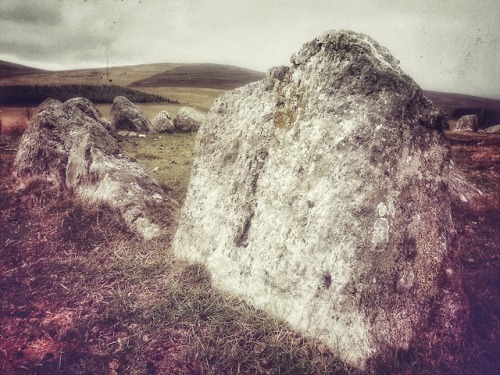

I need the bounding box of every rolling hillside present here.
[0,60,45,79]
[129,63,266,90]
[1,59,499,126]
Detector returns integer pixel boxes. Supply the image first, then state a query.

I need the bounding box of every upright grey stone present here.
[152,110,175,133]
[110,96,155,133]
[65,97,113,132]
[172,30,467,369]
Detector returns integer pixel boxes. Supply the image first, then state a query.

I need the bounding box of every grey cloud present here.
[0,0,498,98]
[0,0,63,25]
[0,15,112,69]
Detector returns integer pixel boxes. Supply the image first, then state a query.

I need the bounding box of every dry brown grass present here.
[0,63,182,87]
[0,149,358,374]
[0,109,29,138]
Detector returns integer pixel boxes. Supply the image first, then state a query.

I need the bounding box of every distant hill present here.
[0,59,499,125]
[0,60,45,78]
[424,90,500,127]
[130,63,266,90]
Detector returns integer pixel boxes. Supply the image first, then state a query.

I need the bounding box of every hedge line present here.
[0,84,177,105]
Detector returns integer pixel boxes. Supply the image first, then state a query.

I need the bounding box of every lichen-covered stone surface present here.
[483,124,500,133]
[14,98,174,240]
[110,96,155,133]
[172,30,468,368]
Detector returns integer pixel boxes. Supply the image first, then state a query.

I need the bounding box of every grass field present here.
[0,61,499,374]
[130,63,265,90]
[0,61,232,134]
[0,62,181,87]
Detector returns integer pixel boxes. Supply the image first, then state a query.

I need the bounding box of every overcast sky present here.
[0,0,499,98]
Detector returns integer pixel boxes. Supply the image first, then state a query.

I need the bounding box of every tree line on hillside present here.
[0,84,178,105]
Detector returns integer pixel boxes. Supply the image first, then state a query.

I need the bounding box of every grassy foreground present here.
[1,128,499,373]
[0,136,359,374]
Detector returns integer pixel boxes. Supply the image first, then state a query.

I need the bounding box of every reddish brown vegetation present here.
[0,130,499,373]
[0,113,28,138]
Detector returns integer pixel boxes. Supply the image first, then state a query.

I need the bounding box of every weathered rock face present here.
[454,114,478,132]
[110,96,155,133]
[173,107,206,132]
[65,97,113,132]
[152,110,175,133]
[14,98,175,240]
[173,30,467,368]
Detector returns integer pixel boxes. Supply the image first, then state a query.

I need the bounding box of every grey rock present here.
[110,96,155,133]
[454,114,478,132]
[173,107,206,132]
[483,124,500,133]
[173,30,467,369]
[65,97,113,132]
[14,98,175,240]
[152,110,175,133]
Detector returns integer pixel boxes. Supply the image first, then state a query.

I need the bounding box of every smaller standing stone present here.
[152,111,175,133]
[14,98,174,240]
[173,107,206,132]
[110,96,155,133]
[454,114,478,132]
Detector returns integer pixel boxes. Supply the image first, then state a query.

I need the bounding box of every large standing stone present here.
[173,107,206,132]
[172,30,467,368]
[110,96,155,133]
[14,98,175,240]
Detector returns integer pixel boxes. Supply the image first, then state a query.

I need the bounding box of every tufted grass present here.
[0,167,358,374]
[119,132,197,205]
